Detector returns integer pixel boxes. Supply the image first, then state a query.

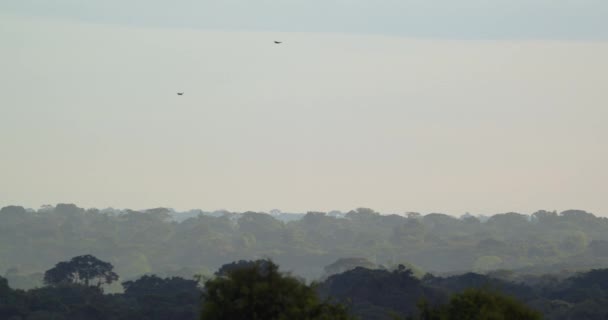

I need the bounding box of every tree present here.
[319,266,426,319]
[123,275,201,320]
[323,257,377,277]
[43,255,119,288]
[416,288,542,320]
[201,260,353,320]
[123,274,199,299]
[214,260,261,277]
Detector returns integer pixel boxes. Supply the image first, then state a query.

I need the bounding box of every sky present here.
[1,1,607,216]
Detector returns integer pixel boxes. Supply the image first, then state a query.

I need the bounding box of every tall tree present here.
[44,255,119,288]
[201,260,353,320]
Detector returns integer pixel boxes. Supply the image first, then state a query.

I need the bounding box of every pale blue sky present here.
[1,2,607,215]
[1,0,608,40]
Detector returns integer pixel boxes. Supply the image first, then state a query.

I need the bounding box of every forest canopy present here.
[4,256,608,320]
[2,204,608,287]
[2,203,608,320]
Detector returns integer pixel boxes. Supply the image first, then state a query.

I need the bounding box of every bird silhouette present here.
[177,92,184,96]
[274,41,282,44]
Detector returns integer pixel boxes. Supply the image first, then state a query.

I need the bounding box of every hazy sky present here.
[1,1,607,215]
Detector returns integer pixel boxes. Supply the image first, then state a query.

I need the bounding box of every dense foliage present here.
[415,288,542,320]
[0,257,352,320]
[3,204,608,287]
[320,266,608,319]
[5,256,608,319]
[44,254,119,287]
[201,260,353,320]
[0,275,201,320]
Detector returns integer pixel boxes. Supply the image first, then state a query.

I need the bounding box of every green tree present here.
[416,288,542,320]
[43,255,119,288]
[201,260,353,320]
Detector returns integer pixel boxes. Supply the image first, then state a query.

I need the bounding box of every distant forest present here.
[2,204,608,289]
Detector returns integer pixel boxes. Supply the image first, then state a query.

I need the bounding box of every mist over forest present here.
[4,204,608,319]
[3,204,607,287]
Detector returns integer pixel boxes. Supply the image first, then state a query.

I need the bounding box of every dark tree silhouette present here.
[44,255,119,288]
[123,274,199,298]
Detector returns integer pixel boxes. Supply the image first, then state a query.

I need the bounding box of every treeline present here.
[6,255,608,319]
[321,266,608,319]
[0,256,202,320]
[2,204,608,285]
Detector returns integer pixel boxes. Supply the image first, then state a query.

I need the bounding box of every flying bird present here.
[274,41,282,44]
[177,92,184,96]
